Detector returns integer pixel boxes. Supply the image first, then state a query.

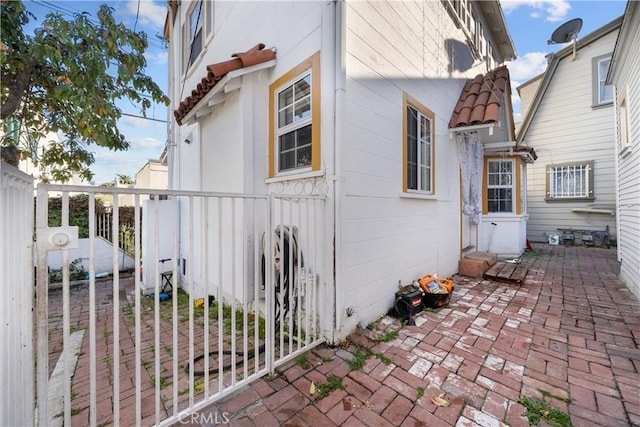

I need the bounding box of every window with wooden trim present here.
[487,159,514,213]
[403,94,435,194]
[592,54,613,106]
[546,161,594,201]
[269,52,321,177]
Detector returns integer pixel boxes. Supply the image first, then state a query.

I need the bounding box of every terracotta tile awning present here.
[449,65,509,129]
[174,43,276,125]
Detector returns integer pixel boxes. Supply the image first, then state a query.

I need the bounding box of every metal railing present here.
[34,184,327,426]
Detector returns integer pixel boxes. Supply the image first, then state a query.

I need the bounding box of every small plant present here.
[518,396,571,427]
[366,321,376,330]
[56,408,84,418]
[375,330,398,343]
[316,374,343,400]
[539,389,572,403]
[141,359,150,367]
[151,376,169,390]
[348,345,373,370]
[416,386,425,402]
[348,343,393,370]
[375,352,392,365]
[48,258,88,283]
[295,354,309,368]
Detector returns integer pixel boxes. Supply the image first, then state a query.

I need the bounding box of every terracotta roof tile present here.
[449,65,510,128]
[174,43,276,125]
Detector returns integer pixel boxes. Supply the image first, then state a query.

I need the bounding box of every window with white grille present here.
[276,71,312,173]
[487,159,514,213]
[546,162,594,200]
[269,52,320,177]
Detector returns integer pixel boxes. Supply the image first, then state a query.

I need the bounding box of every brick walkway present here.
[48,244,640,426]
[189,244,640,427]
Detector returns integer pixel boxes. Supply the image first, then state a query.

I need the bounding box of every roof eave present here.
[477,1,517,62]
[607,3,637,84]
[517,16,623,143]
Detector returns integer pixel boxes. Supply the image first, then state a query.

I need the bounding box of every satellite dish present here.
[547,18,583,59]
[548,18,583,44]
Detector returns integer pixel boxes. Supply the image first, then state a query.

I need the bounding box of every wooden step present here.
[484,261,528,284]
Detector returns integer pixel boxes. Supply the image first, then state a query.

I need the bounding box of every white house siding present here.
[517,75,542,128]
[171,1,324,193]
[610,4,640,298]
[337,0,494,334]
[524,28,619,244]
[168,2,332,303]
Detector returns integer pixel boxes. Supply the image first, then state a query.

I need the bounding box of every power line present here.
[32,0,166,50]
[133,0,141,32]
[121,112,166,123]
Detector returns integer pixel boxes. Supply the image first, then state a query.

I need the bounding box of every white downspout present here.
[612,86,622,262]
[331,0,345,343]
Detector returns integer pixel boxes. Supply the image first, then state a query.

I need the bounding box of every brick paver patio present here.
[190,244,640,427]
[48,243,640,426]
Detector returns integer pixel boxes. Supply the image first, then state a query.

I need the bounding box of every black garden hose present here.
[185,343,267,377]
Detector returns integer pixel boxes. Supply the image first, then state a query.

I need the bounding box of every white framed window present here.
[276,72,312,173]
[487,159,514,213]
[406,106,433,193]
[184,1,213,69]
[444,0,486,61]
[592,54,613,106]
[546,161,594,201]
[268,52,320,178]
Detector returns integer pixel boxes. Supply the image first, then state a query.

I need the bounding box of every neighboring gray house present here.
[607,1,640,298]
[517,18,622,245]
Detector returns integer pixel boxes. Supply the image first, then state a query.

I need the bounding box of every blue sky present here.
[24,0,168,184]
[502,0,626,121]
[22,0,628,184]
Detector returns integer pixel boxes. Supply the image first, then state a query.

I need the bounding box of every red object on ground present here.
[526,238,534,251]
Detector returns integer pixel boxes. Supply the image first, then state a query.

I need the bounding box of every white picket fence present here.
[0,162,35,426]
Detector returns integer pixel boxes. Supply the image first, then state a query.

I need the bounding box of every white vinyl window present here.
[592,54,613,106]
[184,0,213,69]
[546,162,594,200]
[276,72,312,173]
[487,159,514,213]
[406,104,434,194]
[187,1,203,66]
[444,0,488,61]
